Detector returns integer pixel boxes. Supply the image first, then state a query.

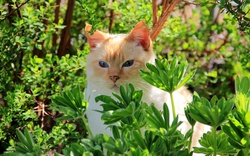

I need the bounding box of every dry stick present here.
[152,0,158,26]
[58,0,75,57]
[150,0,181,41]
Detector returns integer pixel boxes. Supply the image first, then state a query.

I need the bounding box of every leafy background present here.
[0,0,249,155]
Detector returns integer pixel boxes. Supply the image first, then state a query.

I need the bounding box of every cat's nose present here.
[110,75,120,83]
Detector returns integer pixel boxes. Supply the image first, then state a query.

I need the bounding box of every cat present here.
[85,21,210,150]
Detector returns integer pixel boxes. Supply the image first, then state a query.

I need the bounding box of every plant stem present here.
[188,126,194,152]
[81,116,94,139]
[212,126,217,156]
[170,92,176,119]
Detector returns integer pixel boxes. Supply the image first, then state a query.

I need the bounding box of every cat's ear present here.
[127,21,151,51]
[85,24,106,49]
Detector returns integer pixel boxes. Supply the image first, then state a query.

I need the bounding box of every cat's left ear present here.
[85,24,106,50]
[127,21,151,51]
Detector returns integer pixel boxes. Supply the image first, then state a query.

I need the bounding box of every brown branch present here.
[152,0,158,26]
[108,0,115,32]
[0,0,29,23]
[52,0,61,47]
[162,0,170,14]
[150,0,181,41]
[58,0,75,58]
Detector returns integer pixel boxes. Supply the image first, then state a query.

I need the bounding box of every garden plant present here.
[0,0,249,155]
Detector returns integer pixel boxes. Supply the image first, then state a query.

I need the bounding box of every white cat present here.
[85,22,210,150]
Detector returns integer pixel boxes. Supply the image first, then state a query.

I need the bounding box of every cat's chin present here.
[111,84,120,92]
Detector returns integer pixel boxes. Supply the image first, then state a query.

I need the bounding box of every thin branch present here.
[162,0,170,14]
[150,0,180,41]
[152,0,158,26]
[108,0,115,32]
[58,0,75,57]
[162,0,167,10]
[0,0,29,23]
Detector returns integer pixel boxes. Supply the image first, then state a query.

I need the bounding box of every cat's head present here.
[86,22,155,91]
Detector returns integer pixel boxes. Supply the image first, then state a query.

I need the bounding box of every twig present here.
[162,0,170,14]
[58,0,75,57]
[108,0,115,32]
[150,0,181,41]
[152,0,158,26]
[0,0,29,23]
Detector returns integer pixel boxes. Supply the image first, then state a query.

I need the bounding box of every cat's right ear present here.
[127,21,151,51]
[85,24,106,49]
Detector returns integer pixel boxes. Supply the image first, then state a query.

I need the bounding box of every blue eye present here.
[122,60,134,67]
[99,61,109,68]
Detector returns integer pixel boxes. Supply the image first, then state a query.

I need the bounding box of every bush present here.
[0,0,249,155]
[3,59,250,155]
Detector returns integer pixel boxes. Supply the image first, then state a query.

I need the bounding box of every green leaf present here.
[133,131,147,149]
[16,130,29,148]
[146,63,160,75]
[184,107,196,126]
[15,144,29,153]
[163,103,170,129]
[245,112,250,124]
[236,76,240,93]
[194,131,236,155]
[34,56,43,63]
[140,58,195,94]
[176,69,196,90]
[146,105,164,129]
[24,129,35,151]
[112,126,120,140]
[240,76,249,94]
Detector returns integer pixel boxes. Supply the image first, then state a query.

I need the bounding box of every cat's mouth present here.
[111,84,120,91]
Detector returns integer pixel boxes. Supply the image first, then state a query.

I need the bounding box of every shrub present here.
[0,0,249,154]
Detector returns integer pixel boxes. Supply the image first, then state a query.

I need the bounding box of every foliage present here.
[154,0,250,99]
[6,61,250,155]
[187,93,235,155]
[58,83,190,156]
[140,58,196,93]
[219,0,250,33]
[51,86,87,121]
[222,76,250,155]
[0,0,249,155]
[2,128,42,156]
[0,53,86,151]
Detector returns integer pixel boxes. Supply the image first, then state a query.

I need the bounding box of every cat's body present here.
[85,22,209,149]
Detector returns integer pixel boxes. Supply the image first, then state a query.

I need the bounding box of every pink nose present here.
[110,75,120,83]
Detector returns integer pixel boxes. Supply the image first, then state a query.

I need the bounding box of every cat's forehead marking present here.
[103,35,126,62]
